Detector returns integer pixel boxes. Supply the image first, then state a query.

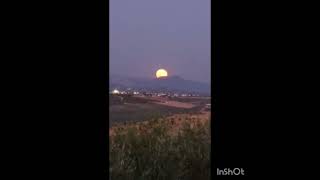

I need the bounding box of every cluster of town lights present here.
[111,89,200,97]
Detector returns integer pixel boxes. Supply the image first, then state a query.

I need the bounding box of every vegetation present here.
[109,117,211,180]
[109,103,205,126]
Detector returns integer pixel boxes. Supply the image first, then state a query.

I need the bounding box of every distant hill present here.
[110,74,210,95]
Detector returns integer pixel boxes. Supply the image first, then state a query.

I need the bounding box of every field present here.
[109,94,211,180]
[109,95,209,126]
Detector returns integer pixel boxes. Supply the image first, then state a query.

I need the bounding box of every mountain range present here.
[110,74,210,95]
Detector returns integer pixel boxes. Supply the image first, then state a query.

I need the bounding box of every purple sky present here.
[110,0,210,83]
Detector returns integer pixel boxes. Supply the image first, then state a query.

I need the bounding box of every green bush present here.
[110,119,211,180]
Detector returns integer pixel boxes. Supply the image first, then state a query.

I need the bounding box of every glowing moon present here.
[156,69,168,78]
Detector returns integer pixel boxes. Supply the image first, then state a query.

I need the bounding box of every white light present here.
[112,89,120,94]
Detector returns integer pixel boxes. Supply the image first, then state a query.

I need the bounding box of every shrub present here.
[109,118,210,180]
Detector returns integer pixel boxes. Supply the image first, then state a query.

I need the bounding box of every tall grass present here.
[109,117,211,180]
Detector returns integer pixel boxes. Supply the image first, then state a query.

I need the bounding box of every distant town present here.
[109,88,207,98]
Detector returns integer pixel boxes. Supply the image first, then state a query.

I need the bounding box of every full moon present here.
[156,69,168,78]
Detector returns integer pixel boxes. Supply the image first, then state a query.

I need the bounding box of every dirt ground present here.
[153,100,195,108]
[136,96,196,108]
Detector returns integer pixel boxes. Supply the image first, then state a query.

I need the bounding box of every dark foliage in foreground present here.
[110,118,211,180]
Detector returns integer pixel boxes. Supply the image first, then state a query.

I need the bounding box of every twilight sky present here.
[110,0,210,83]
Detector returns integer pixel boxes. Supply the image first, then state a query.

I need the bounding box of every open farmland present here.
[109,95,210,126]
[109,94,211,179]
